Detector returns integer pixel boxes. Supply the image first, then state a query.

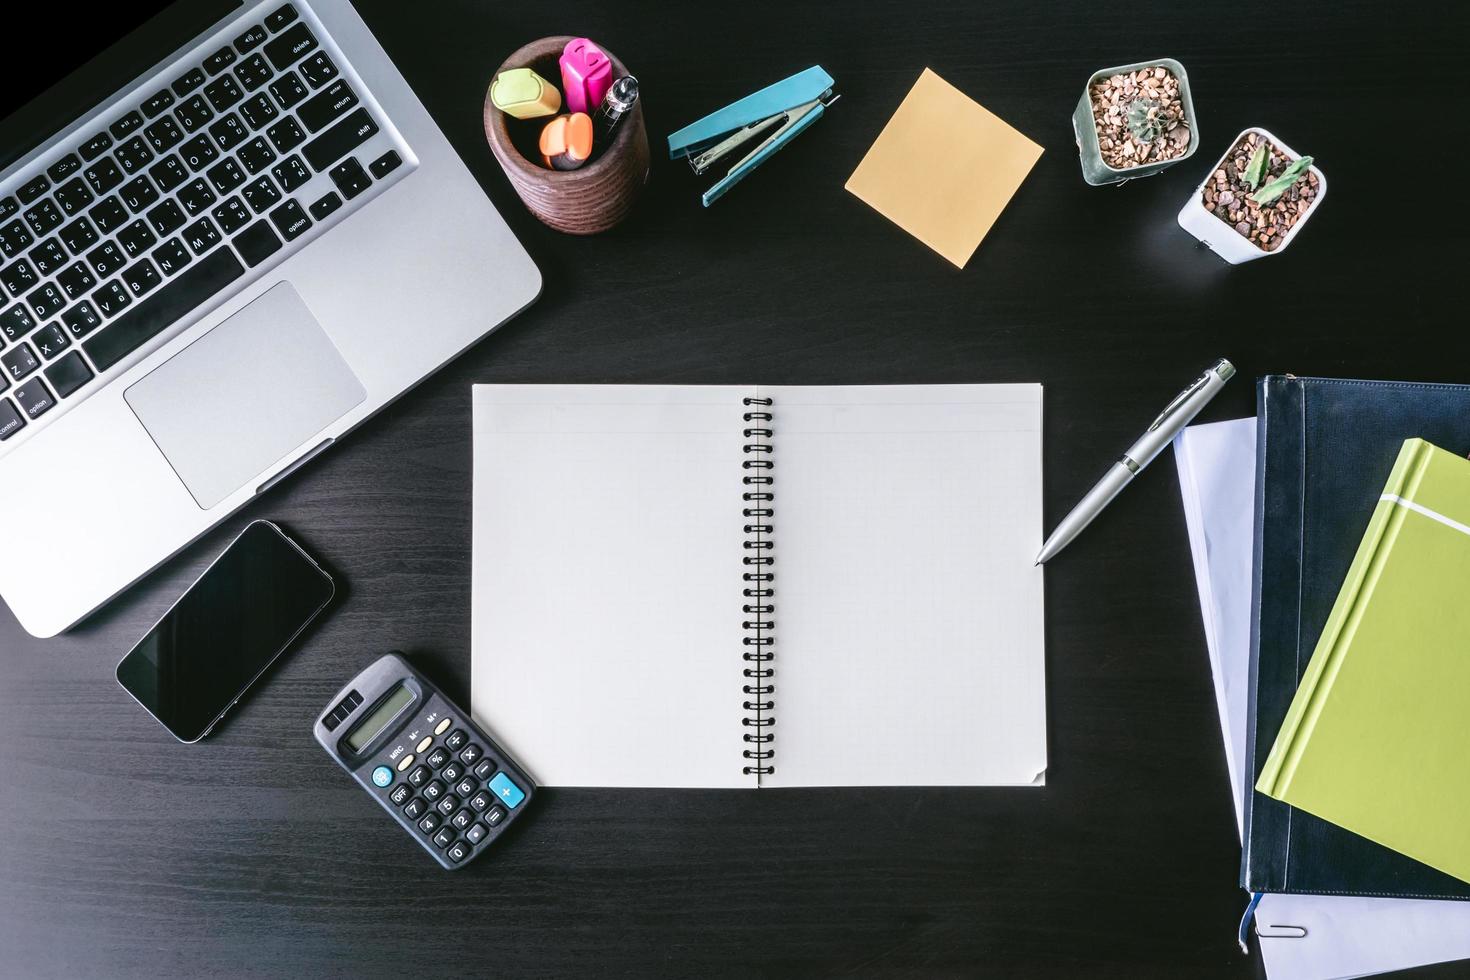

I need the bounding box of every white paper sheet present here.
[471,384,1047,788]
[1175,418,1470,980]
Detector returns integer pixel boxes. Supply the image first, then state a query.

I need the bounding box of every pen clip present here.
[1148,371,1211,432]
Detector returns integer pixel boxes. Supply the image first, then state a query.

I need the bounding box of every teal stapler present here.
[668,65,839,207]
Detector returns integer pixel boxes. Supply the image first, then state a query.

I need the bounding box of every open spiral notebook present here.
[469,384,1047,788]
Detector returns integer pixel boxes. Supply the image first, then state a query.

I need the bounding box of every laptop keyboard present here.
[0,2,411,446]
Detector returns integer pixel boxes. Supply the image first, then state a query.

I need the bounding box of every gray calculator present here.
[315,652,535,869]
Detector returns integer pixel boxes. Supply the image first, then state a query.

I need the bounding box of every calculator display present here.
[345,684,414,752]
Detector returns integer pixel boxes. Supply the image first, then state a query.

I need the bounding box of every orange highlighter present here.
[539,112,593,171]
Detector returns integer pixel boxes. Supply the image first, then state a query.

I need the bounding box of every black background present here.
[3,0,1468,976]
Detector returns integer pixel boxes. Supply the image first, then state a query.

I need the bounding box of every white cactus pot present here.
[1177,127,1326,264]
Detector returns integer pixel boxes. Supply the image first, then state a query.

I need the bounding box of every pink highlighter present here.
[558,38,612,115]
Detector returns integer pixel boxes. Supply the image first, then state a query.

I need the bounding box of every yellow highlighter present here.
[491,67,562,120]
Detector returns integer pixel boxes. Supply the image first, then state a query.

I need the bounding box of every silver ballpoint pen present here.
[1035,357,1236,564]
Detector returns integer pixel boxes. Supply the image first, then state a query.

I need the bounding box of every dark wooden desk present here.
[4,1,1466,976]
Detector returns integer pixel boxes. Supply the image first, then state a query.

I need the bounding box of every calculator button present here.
[454,778,477,798]
[446,839,471,864]
[417,812,441,835]
[444,729,468,752]
[464,822,488,845]
[370,765,392,787]
[415,736,432,754]
[431,826,455,849]
[435,795,457,817]
[468,791,491,813]
[485,805,507,828]
[395,753,414,772]
[426,747,450,769]
[458,744,482,765]
[421,779,446,802]
[389,784,412,806]
[403,797,426,820]
[488,772,526,809]
[440,762,463,784]
[450,808,474,831]
[472,760,495,781]
[407,765,431,788]
[434,717,452,736]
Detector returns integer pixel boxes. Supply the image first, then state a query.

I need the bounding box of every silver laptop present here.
[0,0,541,637]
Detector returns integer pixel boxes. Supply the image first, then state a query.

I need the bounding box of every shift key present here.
[304,107,378,172]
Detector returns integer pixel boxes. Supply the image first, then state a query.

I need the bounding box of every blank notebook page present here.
[471,385,748,788]
[762,385,1046,787]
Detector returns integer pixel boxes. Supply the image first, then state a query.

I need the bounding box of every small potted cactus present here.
[1074,58,1198,185]
[1177,128,1326,263]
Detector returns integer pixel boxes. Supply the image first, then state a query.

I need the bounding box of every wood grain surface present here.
[2,1,1467,977]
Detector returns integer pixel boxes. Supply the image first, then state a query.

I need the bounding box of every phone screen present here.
[116,521,334,742]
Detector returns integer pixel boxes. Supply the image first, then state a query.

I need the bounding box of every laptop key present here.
[265,4,299,31]
[54,178,94,216]
[56,263,96,300]
[118,219,157,258]
[152,237,192,276]
[12,377,54,419]
[178,179,217,216]
[24,201,63,237]
[370,150,402,180]
[269,71,308,110]
[29,241,67,277]
[87,242,126,278]
[234,25,268,53]
[44,351,93,398]
[31,322,70,359]
[82,247,244,372]
[147,200,186,237]
[209,114,248,152]
[269,199,311,241]
[264,23,317,72]
[89,197,128,234]
[172,68,206,96]
[298,52,337,89]
[240,93,278,130]
[26,283,66,320]
[122,259,162,298]
[304,108,377,171]
[59,217,98,254]
[2,342,38,382]
[91,281,131,318]
[235,54,273,92]
[141,88,175,118]
[204,74,244,113]
[208,159,246,195]
[119,176,160,213]
[241,176,281,214]
[238,137,277,175]
[115,135,155,174]
[0,259,37,295]
[0,398,23,439]
[182,217,221,255]
[298,79,357,133]
[17,176,49,205]
[308,192,341,221]
[266,117,305,154]
[179,135,220,172]
[109,112,144,140]
[61,300,101,339]
[176,95,215,133]
[0,220,35,258]
[149,155,189,194]
[47,155,82,182]
[0,198,16,220]
[211,197,250,234]
[144,116,184,153]
[272,155,310,192]
[0,303,35,341]
[79,132,113,160]
[329,158,371,200]
[203,46,237,75]
[233,220,282,267]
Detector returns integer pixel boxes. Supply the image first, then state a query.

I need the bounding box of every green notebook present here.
[1257,438,1470,885]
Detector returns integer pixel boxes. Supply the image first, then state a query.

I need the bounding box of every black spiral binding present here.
[742,396,775,777]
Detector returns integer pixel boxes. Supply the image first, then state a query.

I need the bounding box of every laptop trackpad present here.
[126,282,367,510]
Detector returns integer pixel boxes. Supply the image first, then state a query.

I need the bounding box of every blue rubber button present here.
[371,765,393,787]
[488,771,525,809]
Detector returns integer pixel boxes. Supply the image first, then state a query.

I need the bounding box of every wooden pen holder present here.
[484,36,650,235]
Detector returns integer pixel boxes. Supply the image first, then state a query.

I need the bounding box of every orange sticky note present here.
[845,69,1043,269]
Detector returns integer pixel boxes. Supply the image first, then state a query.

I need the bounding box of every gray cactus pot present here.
[1073,58,1199,186]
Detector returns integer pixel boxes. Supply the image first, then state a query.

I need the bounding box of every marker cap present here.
[491,67,562,120]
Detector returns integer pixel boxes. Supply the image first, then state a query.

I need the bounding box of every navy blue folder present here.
[1244,376,1470,899]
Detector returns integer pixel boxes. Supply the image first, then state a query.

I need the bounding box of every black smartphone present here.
[116,520,335,742]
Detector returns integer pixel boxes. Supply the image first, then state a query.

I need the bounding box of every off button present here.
[371,765,393,788]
